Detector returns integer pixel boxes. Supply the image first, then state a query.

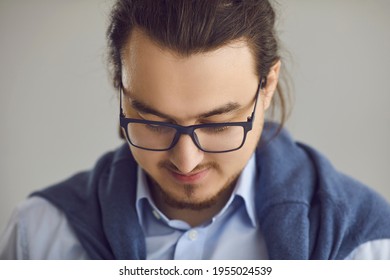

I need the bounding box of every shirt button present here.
[188,230,198,241]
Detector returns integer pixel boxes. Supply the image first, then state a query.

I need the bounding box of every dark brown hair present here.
[107,0,290,132]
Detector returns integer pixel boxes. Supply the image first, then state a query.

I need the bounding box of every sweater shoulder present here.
[31,148,118,205]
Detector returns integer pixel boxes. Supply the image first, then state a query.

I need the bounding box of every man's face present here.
[121,29,279,213]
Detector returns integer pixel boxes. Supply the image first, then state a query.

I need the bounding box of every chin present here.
[153,176,238,211]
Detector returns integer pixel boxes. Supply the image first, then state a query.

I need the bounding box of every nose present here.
[169,134,204,174]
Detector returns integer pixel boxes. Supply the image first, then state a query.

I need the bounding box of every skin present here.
[121,29,281,227]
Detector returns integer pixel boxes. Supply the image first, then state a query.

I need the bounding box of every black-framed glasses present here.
[119,78,264,153]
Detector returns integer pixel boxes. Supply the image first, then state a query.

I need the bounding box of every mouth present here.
[168,168,210,184]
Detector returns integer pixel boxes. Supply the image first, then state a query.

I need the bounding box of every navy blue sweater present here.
[32,124,390,259]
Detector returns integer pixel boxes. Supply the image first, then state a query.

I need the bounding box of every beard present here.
[146,161,241,211]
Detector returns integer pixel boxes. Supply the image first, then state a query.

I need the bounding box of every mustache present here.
[158,160,220,174]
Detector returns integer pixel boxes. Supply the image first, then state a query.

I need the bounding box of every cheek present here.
[211,148,253,176]
[250,108,265,144]
[246,125,262,148]
[130,146,165,174]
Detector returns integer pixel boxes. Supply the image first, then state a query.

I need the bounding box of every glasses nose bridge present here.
[176,125,195,136]
[172,125,200,149]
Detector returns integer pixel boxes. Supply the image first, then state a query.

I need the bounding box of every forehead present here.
[121,29,258,120]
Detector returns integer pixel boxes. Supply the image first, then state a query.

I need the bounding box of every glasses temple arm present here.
[248,76,265,121]
[119,87,125,118]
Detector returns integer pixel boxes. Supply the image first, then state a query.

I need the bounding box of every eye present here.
[201,125,231,134]
[145,124,173,134]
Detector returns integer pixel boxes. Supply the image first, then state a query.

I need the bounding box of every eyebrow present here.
[129,96,241,121]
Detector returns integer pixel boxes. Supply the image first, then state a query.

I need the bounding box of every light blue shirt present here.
[136,155,268,259]
[1,154,389,259]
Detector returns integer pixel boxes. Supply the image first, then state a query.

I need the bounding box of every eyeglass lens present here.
[126,123,245,152]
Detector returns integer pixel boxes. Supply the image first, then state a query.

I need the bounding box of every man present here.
[1,0,390,259]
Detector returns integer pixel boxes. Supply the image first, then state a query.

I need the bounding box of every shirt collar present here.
[136,153,258,228]
[135,167,161,226]
[231,153,257,227]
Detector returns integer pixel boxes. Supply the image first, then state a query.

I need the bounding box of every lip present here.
[168,168,210,184]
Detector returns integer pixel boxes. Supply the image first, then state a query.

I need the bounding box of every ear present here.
[262,60,281,110]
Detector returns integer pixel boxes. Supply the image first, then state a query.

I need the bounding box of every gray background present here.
[1,0,389,232]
